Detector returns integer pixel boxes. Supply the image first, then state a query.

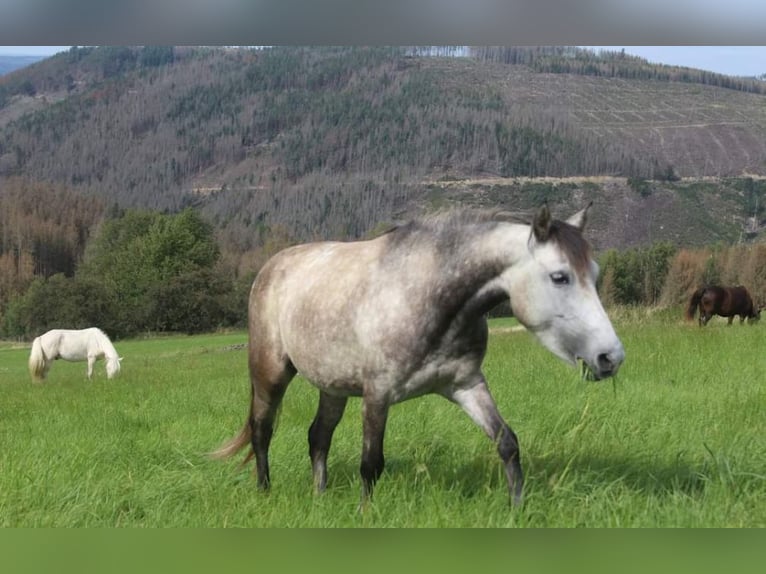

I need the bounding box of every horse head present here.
[106,355,122,378]
[505,203,625,380]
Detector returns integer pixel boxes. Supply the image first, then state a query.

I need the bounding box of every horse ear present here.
[532,203,552,242]
[566,201,593,231]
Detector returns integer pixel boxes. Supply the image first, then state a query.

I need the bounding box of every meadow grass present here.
[0,312,764,527]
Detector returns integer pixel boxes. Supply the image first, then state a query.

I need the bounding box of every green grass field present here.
[1,312,764,527]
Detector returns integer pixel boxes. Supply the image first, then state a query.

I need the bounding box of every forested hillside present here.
[2,46,766,337]
[3,47,766,247]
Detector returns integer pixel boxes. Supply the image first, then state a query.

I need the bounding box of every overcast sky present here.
[2,45,765,78]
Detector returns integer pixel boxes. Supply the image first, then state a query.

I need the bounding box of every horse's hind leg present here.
[249,350,296,490]
[446,376,523,505]
[308,391,348,492]
[87,355,96,380]
[359,393,390,504]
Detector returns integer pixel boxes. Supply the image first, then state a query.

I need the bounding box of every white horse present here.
[28,328,122,381]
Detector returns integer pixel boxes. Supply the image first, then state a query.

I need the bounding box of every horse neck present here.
[423,221,529,315]
[94,330,117,358]
[440,220,527,277]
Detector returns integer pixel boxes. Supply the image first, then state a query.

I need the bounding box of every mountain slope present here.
[2,45,766,254]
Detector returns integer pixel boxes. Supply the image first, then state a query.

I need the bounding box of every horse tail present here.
[28,337,47,381]
[209,422,254,465]
[210,387,283,465]
[686,287,705,320]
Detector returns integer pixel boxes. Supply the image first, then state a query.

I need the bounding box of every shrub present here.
[598,242,675,306]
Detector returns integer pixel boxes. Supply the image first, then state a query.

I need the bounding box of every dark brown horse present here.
[686,285,761,326]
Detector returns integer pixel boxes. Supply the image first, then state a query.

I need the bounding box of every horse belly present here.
[287,343,374,397]
[57,348,90,362]
[297,359,446,402]
[56,337,92,361]
[701,294,719,315]
[296,343,474,403]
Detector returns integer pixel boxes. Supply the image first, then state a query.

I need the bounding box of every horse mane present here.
[386,208,528,233]
[384,208,591,276]
[91,328,119,358]
[383,208,526,247]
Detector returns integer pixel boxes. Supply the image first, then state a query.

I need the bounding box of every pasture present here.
[0,313,763,527]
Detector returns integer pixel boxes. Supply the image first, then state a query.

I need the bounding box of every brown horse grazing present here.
[686,285,761,326]
[212,204,624,506]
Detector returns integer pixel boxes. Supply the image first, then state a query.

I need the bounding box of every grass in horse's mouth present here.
[579,358,596,381]
[579,358,619,397]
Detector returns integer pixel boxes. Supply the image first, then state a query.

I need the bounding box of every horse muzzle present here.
[580,345,625,381]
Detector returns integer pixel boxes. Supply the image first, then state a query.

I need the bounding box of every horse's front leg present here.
[446,376,523,505]
[308,392,348,493]
[359,392,390,508]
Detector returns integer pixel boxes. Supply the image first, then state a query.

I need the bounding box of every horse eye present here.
[550,271,570,285]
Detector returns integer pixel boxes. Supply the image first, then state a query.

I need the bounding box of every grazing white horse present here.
[28,328,122,381]
[214,204,625,505]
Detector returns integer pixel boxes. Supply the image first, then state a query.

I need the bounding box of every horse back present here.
[41,327,110,361]
[703,285,755,317]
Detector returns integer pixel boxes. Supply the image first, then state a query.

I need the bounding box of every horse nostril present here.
[596,347,625,376]
[597,353,614,372]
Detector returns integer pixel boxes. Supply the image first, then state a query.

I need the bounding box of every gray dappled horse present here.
[213,203,624,505]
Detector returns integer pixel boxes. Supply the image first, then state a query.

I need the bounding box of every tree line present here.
[598,241,766,310]
[4,177,765,340]
[467,46,766,95]
[0,178,104,315]
[1,195,248,339]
